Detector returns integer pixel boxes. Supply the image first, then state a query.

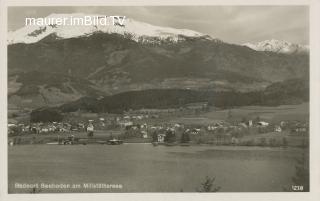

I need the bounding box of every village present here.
[8,105,309,147]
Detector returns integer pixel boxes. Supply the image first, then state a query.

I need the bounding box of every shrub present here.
[259,138,267,146]
[197,176,221,192]
[180,132,190,143]
[282,137,288,147]
[269,138,278,147]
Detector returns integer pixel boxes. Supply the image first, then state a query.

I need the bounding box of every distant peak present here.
[8,13,214,45]
[243,39,308,54]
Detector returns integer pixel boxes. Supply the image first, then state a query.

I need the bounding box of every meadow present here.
[169,103,309,125]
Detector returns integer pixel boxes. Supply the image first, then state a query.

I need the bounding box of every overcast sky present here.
[8,6,309,45]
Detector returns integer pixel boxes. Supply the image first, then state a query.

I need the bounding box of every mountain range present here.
[7,13,309,110]
[243,39,308,54]
[8,13,212,45]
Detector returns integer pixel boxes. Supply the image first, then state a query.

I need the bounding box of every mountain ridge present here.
[243,39,308,54]
[8,13,214,45]
[7,14,309,110]
[8,13,308,55]
[29,78,308,121]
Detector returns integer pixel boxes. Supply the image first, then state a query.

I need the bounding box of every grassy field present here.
[240,131,308,147]
[9,102,308,126]
[8,130,122,144]
[170,103,309,125]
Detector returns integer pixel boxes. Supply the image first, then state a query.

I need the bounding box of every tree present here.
[241,116,247,123]
[282,137,288,147]
[197,176,221,192]
[30,187,41,194]
[180,131,190,143]
[30,108,63,123]
[227,110,232,119]
[87,131,94,137]
[269,138,277,147]
[259,137,267,146]
[8,126,22,136]
[164,129,176,143]
[254,116,261,124]
[152,131,158,142]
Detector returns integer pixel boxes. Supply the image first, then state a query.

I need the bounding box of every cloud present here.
[8,6,309,45]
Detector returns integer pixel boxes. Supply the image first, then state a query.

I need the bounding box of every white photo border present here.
[0,0,319,201]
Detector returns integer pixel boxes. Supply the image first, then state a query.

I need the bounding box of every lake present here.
[8,144,304,193]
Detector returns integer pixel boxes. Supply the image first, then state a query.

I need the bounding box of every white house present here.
[157,134,166,142]
[274,125,282,132]
[141,131,148,138]
[87,124,94,132]
[257,121,269,127]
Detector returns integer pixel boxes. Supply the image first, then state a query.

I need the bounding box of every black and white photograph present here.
[1,1,320,199]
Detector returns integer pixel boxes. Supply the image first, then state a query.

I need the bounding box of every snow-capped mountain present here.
[243,39,309,54]
[8,13,213,44]
[8,14,309,109]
